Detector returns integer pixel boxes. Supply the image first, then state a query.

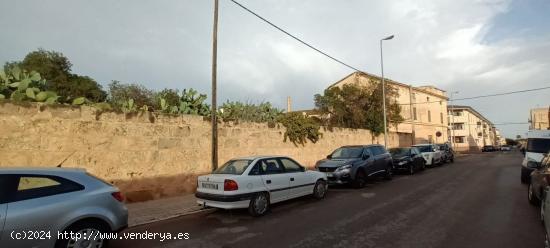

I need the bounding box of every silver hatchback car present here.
[0,168,128,248]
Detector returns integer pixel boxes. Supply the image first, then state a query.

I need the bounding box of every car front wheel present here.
[528,183,541,206]
[312,180,327,199]
[249,192,269,217]
[55,220,110,248]
[384,165,393,180]
[352,170,367,188]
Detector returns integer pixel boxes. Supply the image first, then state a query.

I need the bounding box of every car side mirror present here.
[301,167,306,172]
[326,154,332,159]
[362,154,370,160]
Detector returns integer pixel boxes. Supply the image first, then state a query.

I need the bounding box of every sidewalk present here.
[126,193,213,227]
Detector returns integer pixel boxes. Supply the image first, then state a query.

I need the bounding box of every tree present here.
[505,138,518,146]
[314,80,403,136]
[108,81,156,109]
[5,49,107,102]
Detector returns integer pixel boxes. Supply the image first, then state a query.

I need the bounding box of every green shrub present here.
[278,112,322,146]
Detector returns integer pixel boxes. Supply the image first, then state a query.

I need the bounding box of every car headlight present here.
[336,164,352,171]
[398,161,407,166]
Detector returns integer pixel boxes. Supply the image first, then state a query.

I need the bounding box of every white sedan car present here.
[412,144,443,167]
[195,156,328,216]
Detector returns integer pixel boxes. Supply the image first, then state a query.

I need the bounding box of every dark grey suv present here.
[315,145,394,188]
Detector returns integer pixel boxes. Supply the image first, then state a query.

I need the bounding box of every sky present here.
[1,0,549,138]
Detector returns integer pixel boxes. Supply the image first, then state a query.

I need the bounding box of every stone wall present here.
[0,103,409,202]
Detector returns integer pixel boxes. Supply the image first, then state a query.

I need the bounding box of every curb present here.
[129,208,217,228]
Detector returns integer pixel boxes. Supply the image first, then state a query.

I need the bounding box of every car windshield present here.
[212,159,253,175]
[527,139,550,153]
[389,148,410,157]
[331,147,363,159]
[415,145,433,153]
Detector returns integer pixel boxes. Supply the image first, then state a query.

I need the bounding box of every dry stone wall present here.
[0,103,407,202]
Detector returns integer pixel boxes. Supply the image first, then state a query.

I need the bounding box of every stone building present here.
[328,71,449,146]
[447,105,498,152]
[529,107,550,130]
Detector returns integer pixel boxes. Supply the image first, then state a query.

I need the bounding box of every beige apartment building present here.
[329,72,449,146]
[529,107,550,130]
[448,105,498,152]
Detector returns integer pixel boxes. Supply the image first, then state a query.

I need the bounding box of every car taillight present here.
[224,179,238,191]
[111,192,124,202]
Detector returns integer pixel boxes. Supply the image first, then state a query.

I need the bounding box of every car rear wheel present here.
[248,192,269,217]
[542,191,547,225]
[312,180,327,199]
[352,170,367,188]
[528,183,541,206]
[384,165,393,180]
[55,220,110,248]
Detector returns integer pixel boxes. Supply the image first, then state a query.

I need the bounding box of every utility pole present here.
[211,0,219,171]
[380,35,394,149]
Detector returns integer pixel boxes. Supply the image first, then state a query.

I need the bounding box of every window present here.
[330,147,364,159]
[454,136,465,143]
[440,113,444,124]
[279,158,303,173]
[527,139,550,153]
[370,146,386,156]
[413,107,417,120]
[213,160,253,175]
[259,159,284,174]
[428,110,432,122]
[0,175,16,204]
[18,177,60,190]
[453,111,463,116]
[15,175,84,202]
[426,96,430,102]
[452,123,464,130]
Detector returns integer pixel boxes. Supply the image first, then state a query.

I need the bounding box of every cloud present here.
[0,0,548,137]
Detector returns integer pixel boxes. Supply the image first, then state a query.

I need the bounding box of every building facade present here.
[529,107,550,130]
[329,72,449,146]
[448,105,498,152]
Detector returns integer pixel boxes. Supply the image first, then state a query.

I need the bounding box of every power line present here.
[229,0,549,107]
[399,85,550,105]
[229,0,362,72]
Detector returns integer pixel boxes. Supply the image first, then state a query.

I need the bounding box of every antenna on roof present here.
[56,151,77,168]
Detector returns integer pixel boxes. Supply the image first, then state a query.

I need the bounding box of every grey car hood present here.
[317,158,360,168]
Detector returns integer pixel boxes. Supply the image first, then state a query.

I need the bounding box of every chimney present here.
[287,96,292,113]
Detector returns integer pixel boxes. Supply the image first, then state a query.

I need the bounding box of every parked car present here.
[528,152,550,206]
[0,167,128,248]
[195,156,327,216]
[436,143,455,163]
[412,144,443,167]
[521,130,550,184]
[482,145,496,152]
[500,145,512,151]
[389,147,426,174]
[315,145,393,188]
[541,185,550,247]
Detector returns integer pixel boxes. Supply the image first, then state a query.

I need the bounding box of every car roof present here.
[413,144,433,146]
[230,155,290,160]
[0,167,87,175]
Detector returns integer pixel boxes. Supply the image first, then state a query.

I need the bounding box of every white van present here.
[521,130,550,183]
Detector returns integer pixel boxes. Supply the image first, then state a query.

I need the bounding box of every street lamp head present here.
[382,35,394,41]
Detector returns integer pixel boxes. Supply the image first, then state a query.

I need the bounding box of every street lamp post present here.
[380,35,394,149]
[449,91,459,150]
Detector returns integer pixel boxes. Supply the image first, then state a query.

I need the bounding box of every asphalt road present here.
[111,152,545,248]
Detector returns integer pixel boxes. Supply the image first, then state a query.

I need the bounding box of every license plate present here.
[325,172,333,177]
[202,183,218,189]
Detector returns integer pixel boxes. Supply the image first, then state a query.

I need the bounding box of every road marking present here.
[361,192,376,198]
